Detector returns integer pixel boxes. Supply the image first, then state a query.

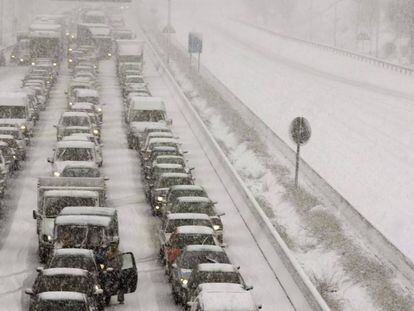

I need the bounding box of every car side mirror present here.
[171,263,177,269]
[187,302,194,308]
[32,210,38,219]
[258,305,262,309]
[36,266,44,273]
[104,176,110,181]
[217,212,226,217]
[64,91,68,95]
[53,124,57,128]
[47,157,53,163]
[24,288,34,296]
[245,285,253,291]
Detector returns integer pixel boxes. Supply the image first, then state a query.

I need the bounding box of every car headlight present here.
[53,171,60,177]
[93,129,99,135]
[20,58,24,62]
[157,196,164,202]
[97,107,102,112]
[53,63,57,67]
[31,62,35,66]
[181,278,188,286]
[155,205,160,210]
[213,225,221,231]
[68,59,73,63]
[69,102,73,106]
[11,55,15,58]
[68,48,72,52]
[43,234,52,242]
[12,155,17,160]
[108,53,112,57]
[71,35,75,39]
[20,124,26,130]
[99,264,105,270]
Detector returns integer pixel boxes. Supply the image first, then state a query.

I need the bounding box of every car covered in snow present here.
[0,133,26,161]
[34,177,106,262]
[0,92,36,137]
[48,140,100,176]
[184,263,251,304]
[27,291,94,311]
[168,197,224,243]
[140,137,181,161]
[149,172,194,215]
[54,111,97,141]
[127,121,171,150]
[159,213,214,259]
[163,226,219,274]
[145,163,187,185]
[188,283,261,311]
[170,245,231,304]
[25,268,104,311]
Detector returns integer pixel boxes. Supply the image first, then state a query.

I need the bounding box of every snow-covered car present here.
[61,134,103,166]
[53,214,139,304]
[0,150,7,197]
[145,163,186,185]
[163,185,209,217]
[169,197,224,243]
[54,111,97,141]
[0,141,18,173]
[164,226,219,275]
[184,263,251,304]
[0,133,26,161]
[149,172,194,215]
[0,92,36,137]
[27,291,94,311]
[159,213,214,260]
[141,131,174,152]
[170,245,231,304]
[48,140,100,176]
[33,177,106,262]
[141,137,181,161]
[70,102,102,122]
[127,121,170,150]
[25,268,104,311]
[60,163,101,178]
[188,283,261,311]
[74,88,100,107]
[48,248,98,275]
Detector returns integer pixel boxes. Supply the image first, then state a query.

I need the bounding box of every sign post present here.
[289,117,311,189]
[188,32,203,72]
[162,0,175,65]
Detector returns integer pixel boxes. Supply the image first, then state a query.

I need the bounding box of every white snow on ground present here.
[151,1,414,262]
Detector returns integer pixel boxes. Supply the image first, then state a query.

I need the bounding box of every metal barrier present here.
[234,19,414,76]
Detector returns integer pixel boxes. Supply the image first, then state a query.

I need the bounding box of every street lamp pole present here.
[162,0,175,65]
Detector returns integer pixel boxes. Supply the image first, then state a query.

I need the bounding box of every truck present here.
[33,177,106,262]
[115,39,145,69]
[77,23,112,58]
[28,23,63,64]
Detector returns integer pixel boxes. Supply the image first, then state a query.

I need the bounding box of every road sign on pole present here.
[289,117,311,188]
[188,32,202,72]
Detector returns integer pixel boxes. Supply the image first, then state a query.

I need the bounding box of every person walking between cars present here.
[107,245,125,304]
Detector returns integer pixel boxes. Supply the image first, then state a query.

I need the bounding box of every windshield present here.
[156,158,185,166]
[179,251,230,269]
[56,147,94,161]
[172,202,214,216]
[61,116,90,127]
[61,167,100,177]
[172,234,215,249]
[126,77,144,83]
[63,128,91,136]
[49,255,95,272]
[0,106,26,119]
[44,197,96,217]
[33,301,87,311]
[36,275,92,294]
[158,177,192,189]
[77,97,98,105]
[56,225,106,249]
[130,110,165,122]
[166,219,212,233]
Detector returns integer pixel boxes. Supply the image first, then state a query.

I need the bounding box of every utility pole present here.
[162,0,176,65]
[0,0,3,47]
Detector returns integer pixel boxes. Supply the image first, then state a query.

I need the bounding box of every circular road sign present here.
[290,117,311,145]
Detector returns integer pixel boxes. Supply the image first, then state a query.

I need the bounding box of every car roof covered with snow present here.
[131,97,165,111]
[159,172,191,179]
[196,290,257,311]
[61,111,90,118]
[184,245,225,253]
[175,225,214,235]
[37,291,87,302]
[196,263,237,273]
[43,190,98,198]
[153,163,184,170]
[41,267,89,277]
[55,214,112,227]
[75,89,99,97]
[0,92,27,106]
[167,213,210,221]
[56,140,95,149]
[170,185,205,192]
[53,248,94,258]
[71,102,95,110]
[61,206,116,217]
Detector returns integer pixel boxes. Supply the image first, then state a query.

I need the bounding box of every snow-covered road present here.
[152,3,414,261]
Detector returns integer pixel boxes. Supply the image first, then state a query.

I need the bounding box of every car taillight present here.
[167,248,182,263]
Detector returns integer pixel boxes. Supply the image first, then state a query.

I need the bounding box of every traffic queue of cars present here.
[22,10,138,311]
[117,26,262,311]
[0,55,58,198]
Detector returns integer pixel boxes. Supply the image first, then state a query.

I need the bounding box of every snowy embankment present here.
[152,2,414,265]
[138,2,414,310]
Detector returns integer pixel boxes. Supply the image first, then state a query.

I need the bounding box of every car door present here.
[120,252,138,294]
